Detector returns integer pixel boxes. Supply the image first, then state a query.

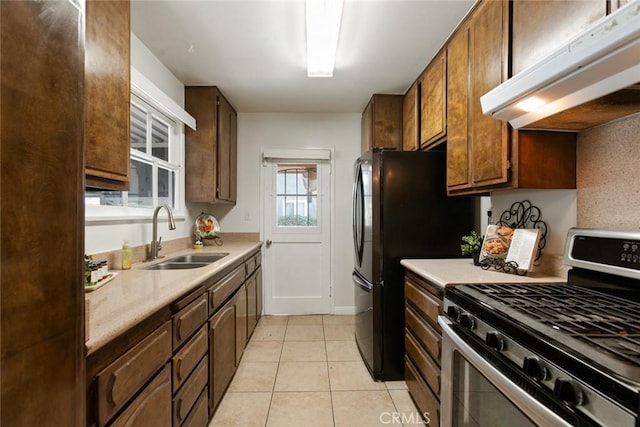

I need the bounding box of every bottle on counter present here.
[121,240,132,270]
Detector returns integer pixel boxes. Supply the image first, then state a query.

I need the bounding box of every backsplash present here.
[577,113,640,230]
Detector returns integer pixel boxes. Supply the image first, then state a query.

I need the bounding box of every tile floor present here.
[208,314,425,427]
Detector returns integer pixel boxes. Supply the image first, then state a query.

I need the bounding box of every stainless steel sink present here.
[166,253,228,263]
[145,262,209,270]
[144,253,228,270]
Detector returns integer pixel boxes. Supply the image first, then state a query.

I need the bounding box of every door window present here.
[276,164,318,227]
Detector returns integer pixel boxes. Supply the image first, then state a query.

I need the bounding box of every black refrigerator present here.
[353,148,478,381]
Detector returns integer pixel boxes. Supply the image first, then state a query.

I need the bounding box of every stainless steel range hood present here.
[481,1,640,130]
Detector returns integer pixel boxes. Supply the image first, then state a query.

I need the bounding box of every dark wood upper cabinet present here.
[511,0,606,75]
[402,81,420,151]
[446,0,576,195]
[419,51,447,149]
[84,0,131,190]
[361,94,403,153]
[185,86,238,204]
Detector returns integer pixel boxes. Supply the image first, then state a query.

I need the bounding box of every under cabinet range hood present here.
[481,1,640,130]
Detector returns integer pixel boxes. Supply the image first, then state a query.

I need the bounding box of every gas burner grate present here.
[471,284,640,366]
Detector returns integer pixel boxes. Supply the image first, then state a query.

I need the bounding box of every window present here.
[85,94,181,212]
[276,164,318,227]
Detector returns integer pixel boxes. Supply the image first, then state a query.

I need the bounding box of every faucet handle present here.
[157,236,163,252]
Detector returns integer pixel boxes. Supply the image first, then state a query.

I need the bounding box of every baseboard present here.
[332,306,357,315]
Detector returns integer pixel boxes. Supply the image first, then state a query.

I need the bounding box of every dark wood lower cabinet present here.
[404,271,443,427]
[110,364,172,427]
[86,248,263,426]
[209,300,237,412]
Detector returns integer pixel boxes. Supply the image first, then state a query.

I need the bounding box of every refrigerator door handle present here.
[352,271,373,291]
[352,163,365,266]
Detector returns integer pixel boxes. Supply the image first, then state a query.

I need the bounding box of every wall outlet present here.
[244,210,250,221]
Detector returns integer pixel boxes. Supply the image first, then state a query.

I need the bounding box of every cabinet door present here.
[217,94,237,203]
[246,272,258,336]
[419,51,446,149]
[185,86,217,203]
[109,364,172,427]
[468,0,510,188]
[512,0,606,75]
[234,284,247,365]
[402,82,419,151]
[446,26,471,189]
[85,0,130,190]
[361,99,373,153]
[209,302,236,411]
[96,321,172,426]
[256,266,263,323]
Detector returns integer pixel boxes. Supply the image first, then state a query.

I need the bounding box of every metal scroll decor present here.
[480,200,548,275]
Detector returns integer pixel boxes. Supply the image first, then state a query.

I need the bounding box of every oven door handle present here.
[438,317,572,427]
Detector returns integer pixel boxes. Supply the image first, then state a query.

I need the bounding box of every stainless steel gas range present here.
[440,228,640,426]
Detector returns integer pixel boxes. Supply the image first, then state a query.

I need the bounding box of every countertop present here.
[85,241,262,355]
[401,258,566,289]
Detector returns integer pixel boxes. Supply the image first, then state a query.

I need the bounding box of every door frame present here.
[260,147,335,313]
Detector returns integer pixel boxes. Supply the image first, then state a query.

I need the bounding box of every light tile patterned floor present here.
[209,315,425,427]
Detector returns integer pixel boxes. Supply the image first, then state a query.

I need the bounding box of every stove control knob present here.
[553,378,585,406]
[485,331,505,351]
[523,356,548,381]
[459,312,475,330]
[447,305,461,320]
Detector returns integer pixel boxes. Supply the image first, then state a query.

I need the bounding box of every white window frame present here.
[85,70,194,223]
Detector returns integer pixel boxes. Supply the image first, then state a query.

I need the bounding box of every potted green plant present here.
[461,231,483,265]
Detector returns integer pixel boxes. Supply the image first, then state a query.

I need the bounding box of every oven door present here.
[439,317,572,427]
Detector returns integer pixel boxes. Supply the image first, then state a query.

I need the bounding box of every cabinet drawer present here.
[245,255,257,276]
[182,388,209,427]
[406,305,441,361]
[96,321,172,426]
[173,356,208,426]
[109,364,172,427]
[405,356,440,427]
[174,294,208,348]
[210,265,245,312]
[172,326,208,393]
[405,330,440,396]
[405,278,441,329]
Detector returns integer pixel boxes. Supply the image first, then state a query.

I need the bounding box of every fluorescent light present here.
[306,0,344,78]
[516,97,546,112]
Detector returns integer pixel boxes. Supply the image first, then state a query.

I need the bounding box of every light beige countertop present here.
[85,241,262,355]
[401,258,566,289]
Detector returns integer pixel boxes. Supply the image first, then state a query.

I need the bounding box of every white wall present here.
[206,113,361,313]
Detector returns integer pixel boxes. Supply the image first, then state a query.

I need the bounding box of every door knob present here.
[266,240,272,247]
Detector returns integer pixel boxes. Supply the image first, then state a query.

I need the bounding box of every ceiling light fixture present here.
[306,0,344,78]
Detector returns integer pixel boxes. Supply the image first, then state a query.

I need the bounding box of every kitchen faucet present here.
[149,204,176,261]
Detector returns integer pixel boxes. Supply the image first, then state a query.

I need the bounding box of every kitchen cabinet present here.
[84,0,131,191]
[402,81,420,151]
[110,364,172,427]
[246,250,262,334]
[185,86,238,204]
[1,2,85,425]
[209,300,236,412]
[404,271,442,427]
[94,321,172,426]
[419,51,446,149]
[446,0,576,195]
[234,284,248,365]
[511,0,606,75]
[171,293,209,426]
[361,94,404,153]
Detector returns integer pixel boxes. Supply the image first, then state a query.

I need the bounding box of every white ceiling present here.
[131,0,476,113]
